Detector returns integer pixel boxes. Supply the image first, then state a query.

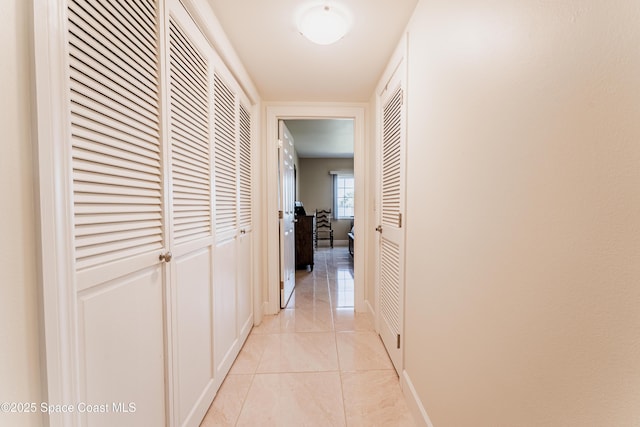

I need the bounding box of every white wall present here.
[403,0,640,425]
[0,0,42,426]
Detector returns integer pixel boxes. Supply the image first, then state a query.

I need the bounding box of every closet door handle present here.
[159,251,173,263]
[375,225,383,233]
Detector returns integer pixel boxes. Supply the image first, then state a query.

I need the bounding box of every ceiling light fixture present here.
[296,2,352,45]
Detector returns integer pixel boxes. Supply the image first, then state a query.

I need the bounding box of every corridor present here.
[200,247,415,426]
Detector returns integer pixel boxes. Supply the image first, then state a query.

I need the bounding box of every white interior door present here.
[377,69,406,375]
[67,0,166,425]
[237,103,254,334]
[212,68,240,376]
[279,121,296,308]
[166,2,217,426]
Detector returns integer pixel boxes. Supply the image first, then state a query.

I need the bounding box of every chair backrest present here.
[315,209,332,230]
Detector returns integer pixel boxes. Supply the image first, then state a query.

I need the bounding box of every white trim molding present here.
[32,0,80,425]
[402,370,435,427]
[263,102,368,315]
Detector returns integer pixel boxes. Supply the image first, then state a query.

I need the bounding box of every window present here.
[334,174,354,219]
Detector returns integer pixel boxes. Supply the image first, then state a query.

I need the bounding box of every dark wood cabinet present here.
[295,215,314,270]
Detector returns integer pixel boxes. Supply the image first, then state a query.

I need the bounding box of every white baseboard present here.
[401,370,435,427]
[365,299,376,322]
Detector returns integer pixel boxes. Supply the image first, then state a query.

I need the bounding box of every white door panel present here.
[214,239,238,373]
[67,0,167,425]
[78,267,165,427]
[237,232,253,335]
[173,248,214,425]
[237,103,254,336]
[279,121,296,308]
[378,68,406,375]
[166,3,217,425]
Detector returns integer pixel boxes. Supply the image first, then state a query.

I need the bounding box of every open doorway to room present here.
[264,104,367,317]
[285,119,355,309]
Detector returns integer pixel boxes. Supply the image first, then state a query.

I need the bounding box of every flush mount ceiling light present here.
[296,2,352,45]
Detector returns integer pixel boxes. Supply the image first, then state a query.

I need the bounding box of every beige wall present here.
[403,0,640,426]
[298,158,354,241]
[0,0,43,426]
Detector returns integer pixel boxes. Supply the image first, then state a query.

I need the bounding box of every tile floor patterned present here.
[200,247,415,427]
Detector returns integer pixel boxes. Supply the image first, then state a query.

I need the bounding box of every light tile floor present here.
[200,247,415,426]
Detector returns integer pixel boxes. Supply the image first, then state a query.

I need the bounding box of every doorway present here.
[264,104,367,316]
[284,119,355,308]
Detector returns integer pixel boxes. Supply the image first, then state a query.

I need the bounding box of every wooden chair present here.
[314,209,333,248]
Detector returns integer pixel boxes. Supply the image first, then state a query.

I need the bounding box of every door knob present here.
[375,225,383,233]
[159,251,172,263]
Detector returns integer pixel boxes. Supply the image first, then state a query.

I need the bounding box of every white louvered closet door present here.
[165,2,217,426]
[377,66,406,375]
[67,0,166,425]
[237,102,254,336]
[212,68,240,376]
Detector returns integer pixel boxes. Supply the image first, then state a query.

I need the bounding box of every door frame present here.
[263,103,368,315]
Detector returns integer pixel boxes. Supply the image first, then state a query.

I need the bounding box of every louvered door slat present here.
[171,139,208,165]
[124,0,157,30]
[106,0,159,50]
[68,3,157,74]
[73,147,160,176]
[68,27,157,98]
[72,114,158,156]
[172,168,210,187]
[75,219,161,237]
[214,74,238,235]
[71,93,159,143]
[174,148,209,173]
[169,50,208,105]
[170,101,209,140]
[75,204,161,215]
[174,214,209,225]
[72,135,160,169]
[172,152,210,176]
[70,69,158,126]
[68,0,159,87]
[69,0,162,271]
[174,204,210,212]
[168,18,212,244]
[380,240,401,336]
[73,162,161,186]
[69,53,158,112]
[239,104,252,228]
[382,86,403,227]
[169,19,208,74]
[174,176,210,193]
[75,234,163,270]
[74,181,161,198]
[74,212,161,226]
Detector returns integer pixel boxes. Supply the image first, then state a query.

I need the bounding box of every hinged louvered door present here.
[165,2,217,426]
[237,101,254,337]
[377,64,407,375]
[212,65,240,377]
[67,0,166,425]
